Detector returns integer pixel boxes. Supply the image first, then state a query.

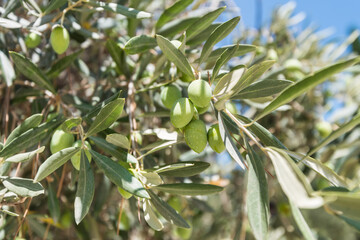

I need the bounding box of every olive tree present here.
[0,0,359,239]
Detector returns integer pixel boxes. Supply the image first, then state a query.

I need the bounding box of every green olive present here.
[315,121,332,138]
[196,104,210,114]
[284,58,302,71]
[187,80,212,107]
[50,25,70,54]
[267,49,278,61]
[160,85,182,109]
[50,129,74,154]
[170,98,194,128]
[25,32,41,48]
[207,124,225,153]
[70,140,92,170]
[184,120,207,153]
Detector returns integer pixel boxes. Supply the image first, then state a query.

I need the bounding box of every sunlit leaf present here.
[3,177,44,197]
[85,98,125,138]
[266,147,323,209]
[256,57,360,120]
[155,0,193,30]
[246,143,269,240]
[156,34,194,78]
[198,17,240,65]
[5,146,45,163]
[34,147,80,182]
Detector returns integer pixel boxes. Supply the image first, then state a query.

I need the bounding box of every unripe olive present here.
[188,80,212,107]
[267,49,278,61]
[315,121,332,138]
[170,98,194,128]
[71,140,92,170]
[50,129,74,154]
[207,124,225,153]
[225,101,237,115]
[160,85,182,109]
[184,120,207,153]
[50,25,70,54]
[196,104,209,114]
[25,32,41,48]
[284,58,302,71]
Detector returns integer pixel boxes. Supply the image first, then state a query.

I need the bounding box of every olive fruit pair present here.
[50,25,70,54]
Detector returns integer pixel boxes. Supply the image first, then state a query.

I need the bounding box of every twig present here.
[13,197,32,239]
[56,163,67,197]
[116,198,125,235]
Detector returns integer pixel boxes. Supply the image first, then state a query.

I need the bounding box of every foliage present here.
[0,0,359,239]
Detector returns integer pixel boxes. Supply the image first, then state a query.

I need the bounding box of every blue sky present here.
[235,0,360,40]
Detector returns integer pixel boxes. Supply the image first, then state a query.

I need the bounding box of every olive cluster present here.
[25,25,70,54]
[161,80,225,154]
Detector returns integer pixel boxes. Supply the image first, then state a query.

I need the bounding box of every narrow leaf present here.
[46,50,82,79]
[319,191,360,221]
[0,119,61,158]
[90,136,137,163]
[143,199,164,231]
[3,177,44,197]
[256,57,360,121]
[124,35,157,55]
[307,113,360,156]
[186,23,220,46]
[236,115,286,149]
[44,0,67,14]
[232,79,292,99]
[156,34,194,78]
[211,44,239,82]
[5,113,43,146]
[246,143,269,240]
[61,117,82,134]
[148,190,190,228]
[213,66,245,96]
[285,150,347,188]
[75,150,95,224]
[186,7,225,40]
[230,60,276,97]
[85,98,125,138]
[153,161,210,177]
[9,51,55,93]
[289,201,316,240]
[90,150,149,199]
[105,39,130,77]
[0,18,22,29]
[157,17,198,38]
[218,111,247,170]
[266,147,323,209]
[140,140,179,159]
[34,147,80,182]
[155,0,193,30]
[205,44,256,66]
[106,133,129,150]
[82,90,121,120]
[48,183,60,223]
[198,17,240,65]
[0,50,15,86]
[5,146,45,163]
[88,1,151,19]
[154,183,223,196]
